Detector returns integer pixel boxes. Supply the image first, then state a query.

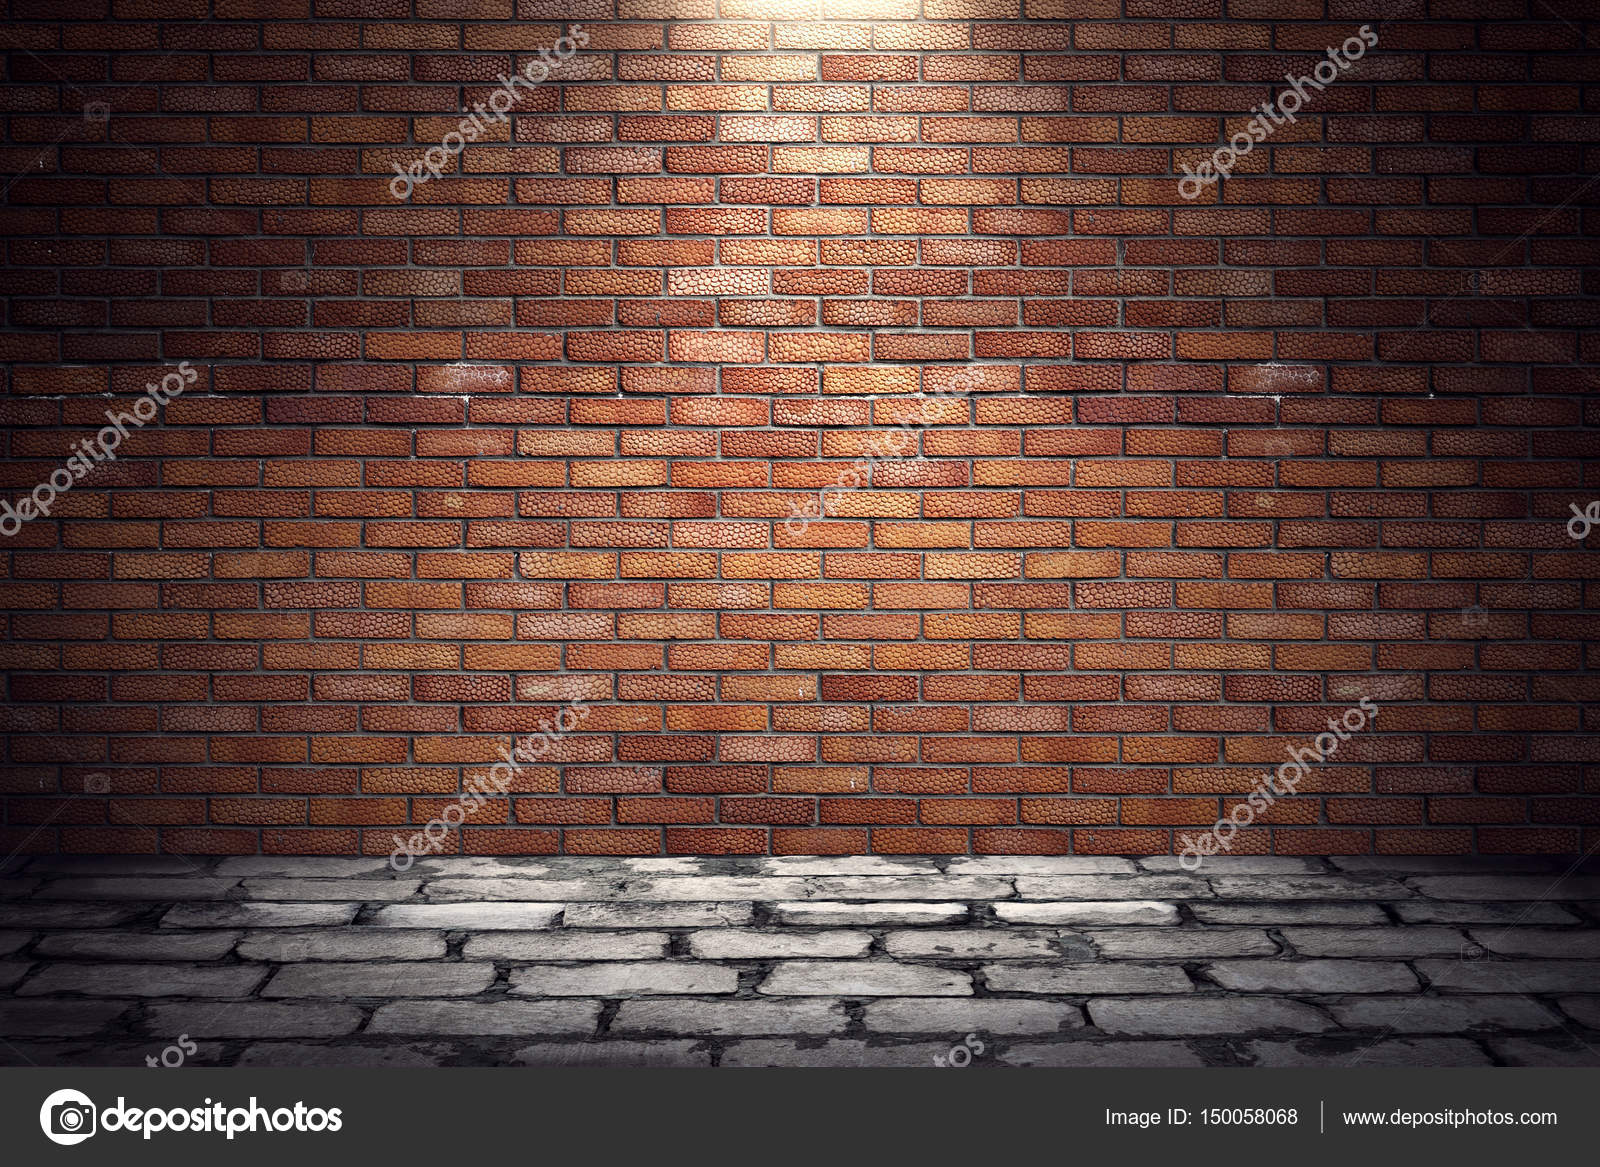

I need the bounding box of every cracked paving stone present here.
[613,877,813,902]
[510,961,737,997]
[993,901,1177,927]
[1207,876,1412,901]
[1408,876,1600,902]
[161,903,358,929]
[0,1000,133,1036]
[1248,1037,1492,1067]
[999,1041,1206,1068]
[863,998,1084,1034]
[240,878,421,902]
[1392,901,1580,926]
[1090,996,1335,1035]
[771,902,966,926]
[690,929,873,959]
[1014,876,1208,901]
[611,999,848,1036]
[367,999,600,1035]
[1417,959,1600,993]
[1089,928,1277,959]
[463,931,669,961]
[215,857,399,878]
[18,963,267,998]
[514,1041,711,1068]
[1206,960,1419,994]
[365,902,560,929]
[1190,902,1389,925]
[720,1040,951,1068]
[1324,995,1561,1032]
[33,878,240,900]
[264,962,495,998]
[758,961,972,996]
[884,929,1059,959]
[1280,927,1467,958]
[237,1043,449,1068]
[144,1001,365,1039]
[984,963,1193,995]
[237,929,447,962]
[1467,929,1600,958]
[32,930,243,961]
[410,857,558,877]
[1488,1037,1600,1067]
[563,902,751,928]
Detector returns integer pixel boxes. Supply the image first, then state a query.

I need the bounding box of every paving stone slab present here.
[1189,902,1389,925]
[237,1043,449,1068]
[1248,1037,1492,1067]
[1409,876,1600,902]
[757,856,941,876]
[611,999,848,1036]
[264,962,494,998]
[409,857,558,877]
[34,877,240,900]
[0,930,33,955]
[946,857,1136,875]
[1090,928,1277,959]
[805,876,1016,901]
[690,929,873,959]
[1014,876,1208,901]
[994,901,1178,927]
[1332,857,1562,875]
[1488,1037,1600,1067]
[884,929,1059,959]
[367,1000,600,1036]
[514,1041,711,1068]
[24,857,207,876]
[1090,996,1334,1035]
[0,999,133,1036]
[33,929,242,961]
[1392,901,1580,926]
[0,961,29,990]
[1140,857,1324,874]
[1467,928,1600,958]
[144,1001,365,1039]
[1281,927,1468,958]
[1324,995,1561,1032]
[563,902,752,928]
[771,902,966,926]
[238,929,447,962]
[864,998,1084,1035]
[463,932,669,961]
[1205,959,1419,994]
[1417,959,1600,994]
[161,903,358,929]
[1557,997,1600,1028]
[216,857,397,878]
[1208,876,1412,901]
[17,962,267,998]
[421,878,615,902]
[984,963,1193,995]
[366,903,560,929]
[241,878,421,902]
[719,1040,952,1068]
[758,961,972,997]
[510,961,737,997]
[615,877,814,901]
[999,1041,1207,1068]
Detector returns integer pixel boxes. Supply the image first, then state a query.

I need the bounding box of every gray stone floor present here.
[2,854,1597,1068]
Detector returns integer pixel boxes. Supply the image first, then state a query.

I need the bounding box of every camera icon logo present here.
[40,1088,97,1146]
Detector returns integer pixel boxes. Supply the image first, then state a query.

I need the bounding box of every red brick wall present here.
[1,0,1596,858]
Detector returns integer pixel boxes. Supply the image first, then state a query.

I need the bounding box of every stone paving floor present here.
[1,854,1597,1068]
